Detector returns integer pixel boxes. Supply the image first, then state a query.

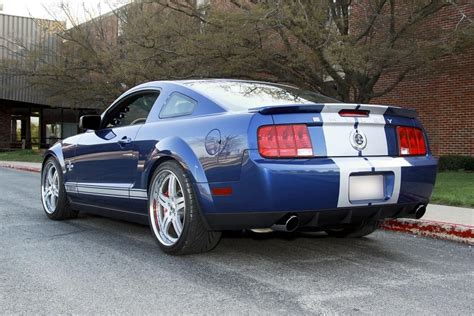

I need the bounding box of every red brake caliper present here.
[153,199,159,229]
[155,191,169,231]
[163,191,169,214]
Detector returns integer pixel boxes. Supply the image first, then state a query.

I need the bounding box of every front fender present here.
[43,142,66,173]
[43,134,81,181]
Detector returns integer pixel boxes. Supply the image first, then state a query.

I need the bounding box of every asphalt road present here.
[0,168,472,314]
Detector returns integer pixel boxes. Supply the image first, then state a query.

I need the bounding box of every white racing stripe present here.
[366,157,411,206]
[332,157,411,207]
[333,158,371,208]
[321,103,389,157]
[321,103,406,207]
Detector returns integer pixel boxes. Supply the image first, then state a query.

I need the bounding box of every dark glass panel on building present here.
[43,108,61,146]
[62,109,79,138]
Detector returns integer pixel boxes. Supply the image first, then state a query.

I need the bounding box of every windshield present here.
[184,81,339,111]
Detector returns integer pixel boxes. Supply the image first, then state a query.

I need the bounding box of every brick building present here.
[208,0,473,156]
[371,4,474,156]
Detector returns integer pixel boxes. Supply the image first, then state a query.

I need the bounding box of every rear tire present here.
[325,219,379,238]
[41,157,78,220]
[148,161,221,255]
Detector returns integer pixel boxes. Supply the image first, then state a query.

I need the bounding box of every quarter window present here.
[160,93,196,118]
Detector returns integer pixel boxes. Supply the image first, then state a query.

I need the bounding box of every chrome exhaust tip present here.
[250,228,273,234]
[415,205,427,219]
[271,215,299,232]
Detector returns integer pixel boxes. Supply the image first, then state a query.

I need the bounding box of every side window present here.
[105,92,159,128]
[159,92,196,118]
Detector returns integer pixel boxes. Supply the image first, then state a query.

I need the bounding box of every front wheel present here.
[148,161,221,255]
[41,157,78,220]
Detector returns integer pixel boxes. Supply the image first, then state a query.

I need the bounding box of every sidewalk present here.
[423,204,474,226]
[0,160,472,244]
[0,161,41,173]
[381,205,473,245]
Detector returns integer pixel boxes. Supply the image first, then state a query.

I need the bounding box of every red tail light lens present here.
[258,125,279,157]
[397,126,427,156]
[258,124,313,158]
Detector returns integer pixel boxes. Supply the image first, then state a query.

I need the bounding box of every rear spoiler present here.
[248,104,418,119]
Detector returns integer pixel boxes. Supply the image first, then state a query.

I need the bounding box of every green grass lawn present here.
[0,150,44,163]
[431,172,474,208]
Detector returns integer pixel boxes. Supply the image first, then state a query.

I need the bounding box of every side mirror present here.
[79,115,101,130]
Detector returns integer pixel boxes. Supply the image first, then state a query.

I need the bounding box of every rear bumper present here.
[206,203,420,230]
[199,150,437,229]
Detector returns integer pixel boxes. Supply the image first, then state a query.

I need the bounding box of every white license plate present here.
[349,175,385,201]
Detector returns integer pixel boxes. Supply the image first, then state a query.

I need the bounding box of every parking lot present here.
[1,167,473,314]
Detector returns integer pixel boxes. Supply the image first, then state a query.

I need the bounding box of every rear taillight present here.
[258,124,313,158]
[397,126,427,156]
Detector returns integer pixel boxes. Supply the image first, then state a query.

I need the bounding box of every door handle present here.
[118,136,132,145]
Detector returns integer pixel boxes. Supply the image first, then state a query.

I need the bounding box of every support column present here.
[25,107,31,149]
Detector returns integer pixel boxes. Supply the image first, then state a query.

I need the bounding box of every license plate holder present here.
[349,174,385,202]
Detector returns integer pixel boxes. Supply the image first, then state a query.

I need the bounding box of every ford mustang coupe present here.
[41,79,437,254]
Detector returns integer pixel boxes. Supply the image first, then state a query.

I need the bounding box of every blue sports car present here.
[41,79,437,254]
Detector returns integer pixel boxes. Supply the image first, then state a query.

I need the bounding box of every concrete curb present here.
[381,218,474,245]
[0,162,41,173]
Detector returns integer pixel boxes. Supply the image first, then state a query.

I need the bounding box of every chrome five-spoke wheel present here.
[150,170,186,247]
[148,161,222,255]
[41,157,77,220]
[42,161,60,214]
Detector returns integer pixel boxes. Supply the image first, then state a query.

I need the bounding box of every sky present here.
[1,0,129,25]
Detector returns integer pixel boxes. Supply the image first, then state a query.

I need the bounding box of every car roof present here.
[132,79,344,112]
[135,78,298,90]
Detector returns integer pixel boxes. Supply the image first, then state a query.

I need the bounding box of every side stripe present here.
[130,189,148,200]
[65,182,148,200]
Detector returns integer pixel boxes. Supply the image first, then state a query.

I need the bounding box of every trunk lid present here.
[250,103,417,157]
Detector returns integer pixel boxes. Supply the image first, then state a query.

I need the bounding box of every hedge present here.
[438,155,474,171]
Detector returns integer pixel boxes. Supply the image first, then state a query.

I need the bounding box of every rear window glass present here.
[184,81,338,111]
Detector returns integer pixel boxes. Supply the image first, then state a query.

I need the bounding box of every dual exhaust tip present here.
[415,204,427,219]
[255,205,426,233]
[270,215,299,233]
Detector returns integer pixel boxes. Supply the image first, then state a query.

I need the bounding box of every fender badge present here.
[66,160,74,172]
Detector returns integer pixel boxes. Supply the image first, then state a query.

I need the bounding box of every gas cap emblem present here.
[205,129,222,155]
[350,129,367,151]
